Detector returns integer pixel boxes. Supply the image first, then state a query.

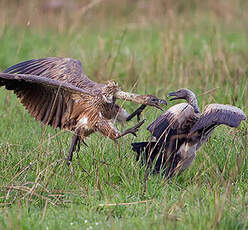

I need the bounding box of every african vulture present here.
[132,88,246,178]
[0,57,167,164]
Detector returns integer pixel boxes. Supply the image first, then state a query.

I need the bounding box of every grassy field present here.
[0,1,247,229]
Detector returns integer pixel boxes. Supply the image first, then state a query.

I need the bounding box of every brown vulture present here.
[132,88,246,178]
[0,57,167,164]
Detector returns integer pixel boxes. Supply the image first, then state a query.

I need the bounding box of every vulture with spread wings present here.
[0,57,167,164]
[132,88,246,178]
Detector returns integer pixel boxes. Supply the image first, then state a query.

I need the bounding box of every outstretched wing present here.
[147,103,197,141]
[190,104,247,134]
[4,57,103,92]
[0,73,94,130]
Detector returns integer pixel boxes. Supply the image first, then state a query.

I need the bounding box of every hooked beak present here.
[152,99,167,111]
[167,92,182,101]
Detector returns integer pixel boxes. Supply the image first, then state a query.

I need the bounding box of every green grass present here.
[0,1,248,229]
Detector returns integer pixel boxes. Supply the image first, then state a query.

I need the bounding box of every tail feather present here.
[131,141,167,173]
[131,142,150,162]
[131,141,149,153]
[131,141,180,178]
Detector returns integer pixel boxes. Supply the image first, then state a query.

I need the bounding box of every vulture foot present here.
[67,132,87,165]
[126,105,147,122]
[118,120,145,138]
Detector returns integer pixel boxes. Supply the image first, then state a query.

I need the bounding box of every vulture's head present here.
[167,88,195,101]
[167,88,200,113]
[141,95,167,110]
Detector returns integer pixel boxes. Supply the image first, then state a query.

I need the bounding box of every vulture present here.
[0,57,167,164]
[132,88,246,178]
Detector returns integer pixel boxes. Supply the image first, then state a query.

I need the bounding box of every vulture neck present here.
[186,93,200,114]
[115,91,147,104]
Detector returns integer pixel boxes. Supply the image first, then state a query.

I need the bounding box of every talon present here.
[126,105,147,122]
[82,139,88,147]
[136,119,145,128]
[117,120,145,138]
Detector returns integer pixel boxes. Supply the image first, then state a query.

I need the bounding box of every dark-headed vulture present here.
[132,88,246,178]
[0,57,167,164]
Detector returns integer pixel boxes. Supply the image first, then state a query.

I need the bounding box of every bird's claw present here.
[128,120,145,136]
[126,105,147,122]
[136,107,145,122]
[119,120,145,138]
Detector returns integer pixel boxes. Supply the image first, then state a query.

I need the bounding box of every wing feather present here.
[0,73,93,95]
[53,94,63,128]
[190,104,247,134]
[147,103,196,140]
[0,73,93,130]
[3,57,102,91]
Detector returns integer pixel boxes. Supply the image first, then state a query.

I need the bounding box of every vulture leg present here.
[96,119,144,140]
[117,120,145,138]
[77,139,88,156]
[67,131,88,165]
[67,133,80,165]
[126,105,147,122]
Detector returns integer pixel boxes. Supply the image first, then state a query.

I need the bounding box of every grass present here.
[0,1,248,229]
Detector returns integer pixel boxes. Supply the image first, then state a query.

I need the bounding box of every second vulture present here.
[132,88,246,178]
[0,57,167,164]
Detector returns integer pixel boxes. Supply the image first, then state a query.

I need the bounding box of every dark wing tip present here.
[190,104,247,134]
[147,114,170,138]
[0,72,93,96]
[3,57,83,76]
